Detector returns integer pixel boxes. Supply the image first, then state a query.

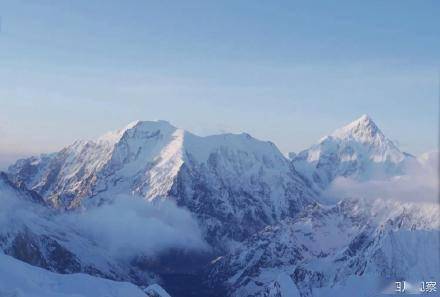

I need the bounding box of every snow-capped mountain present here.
[292,115,414,189]
[2,117,438,297]
[8,120,313,247]
[208,199,440,297]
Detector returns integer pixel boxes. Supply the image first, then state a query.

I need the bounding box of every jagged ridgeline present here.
[7,120,313,247]
[1,116,438,297]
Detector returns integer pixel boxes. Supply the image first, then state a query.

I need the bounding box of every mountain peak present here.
[98,120,176,144]
[292,114,409,189]
[126,120,177,135]
[330,114,383,143]
[131,119,174,129]
[353,114,376,129]
[357,113,372,122]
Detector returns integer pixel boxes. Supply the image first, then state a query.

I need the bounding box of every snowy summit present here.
[292,115,413,188]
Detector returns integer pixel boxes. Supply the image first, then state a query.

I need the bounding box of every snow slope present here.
[0,252,147,297]
[144,284,172,297]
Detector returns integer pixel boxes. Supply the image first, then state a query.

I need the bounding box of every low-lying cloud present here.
[60,196,209,259]
[324,151,439,204]
[0,184,208,260]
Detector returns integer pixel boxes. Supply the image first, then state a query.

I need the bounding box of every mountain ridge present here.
[7,120,314,248]
[1,116,437,297]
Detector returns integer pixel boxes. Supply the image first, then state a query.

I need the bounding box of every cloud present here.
[0,183,208,260]
[323,151,439,204]
[0,183,48,233]
[60,196,209,259]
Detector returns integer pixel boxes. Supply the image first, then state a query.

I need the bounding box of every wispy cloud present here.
[323,151,439,204]
[0,189,209,260]
[61,197,209,259]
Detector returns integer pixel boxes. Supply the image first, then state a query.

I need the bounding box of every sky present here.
[0,0,439,169]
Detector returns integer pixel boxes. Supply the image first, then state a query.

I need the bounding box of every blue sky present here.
[0,0,439,168]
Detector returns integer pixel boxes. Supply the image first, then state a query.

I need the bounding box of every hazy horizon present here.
[0,113,438,170]
[1,1,439,168]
